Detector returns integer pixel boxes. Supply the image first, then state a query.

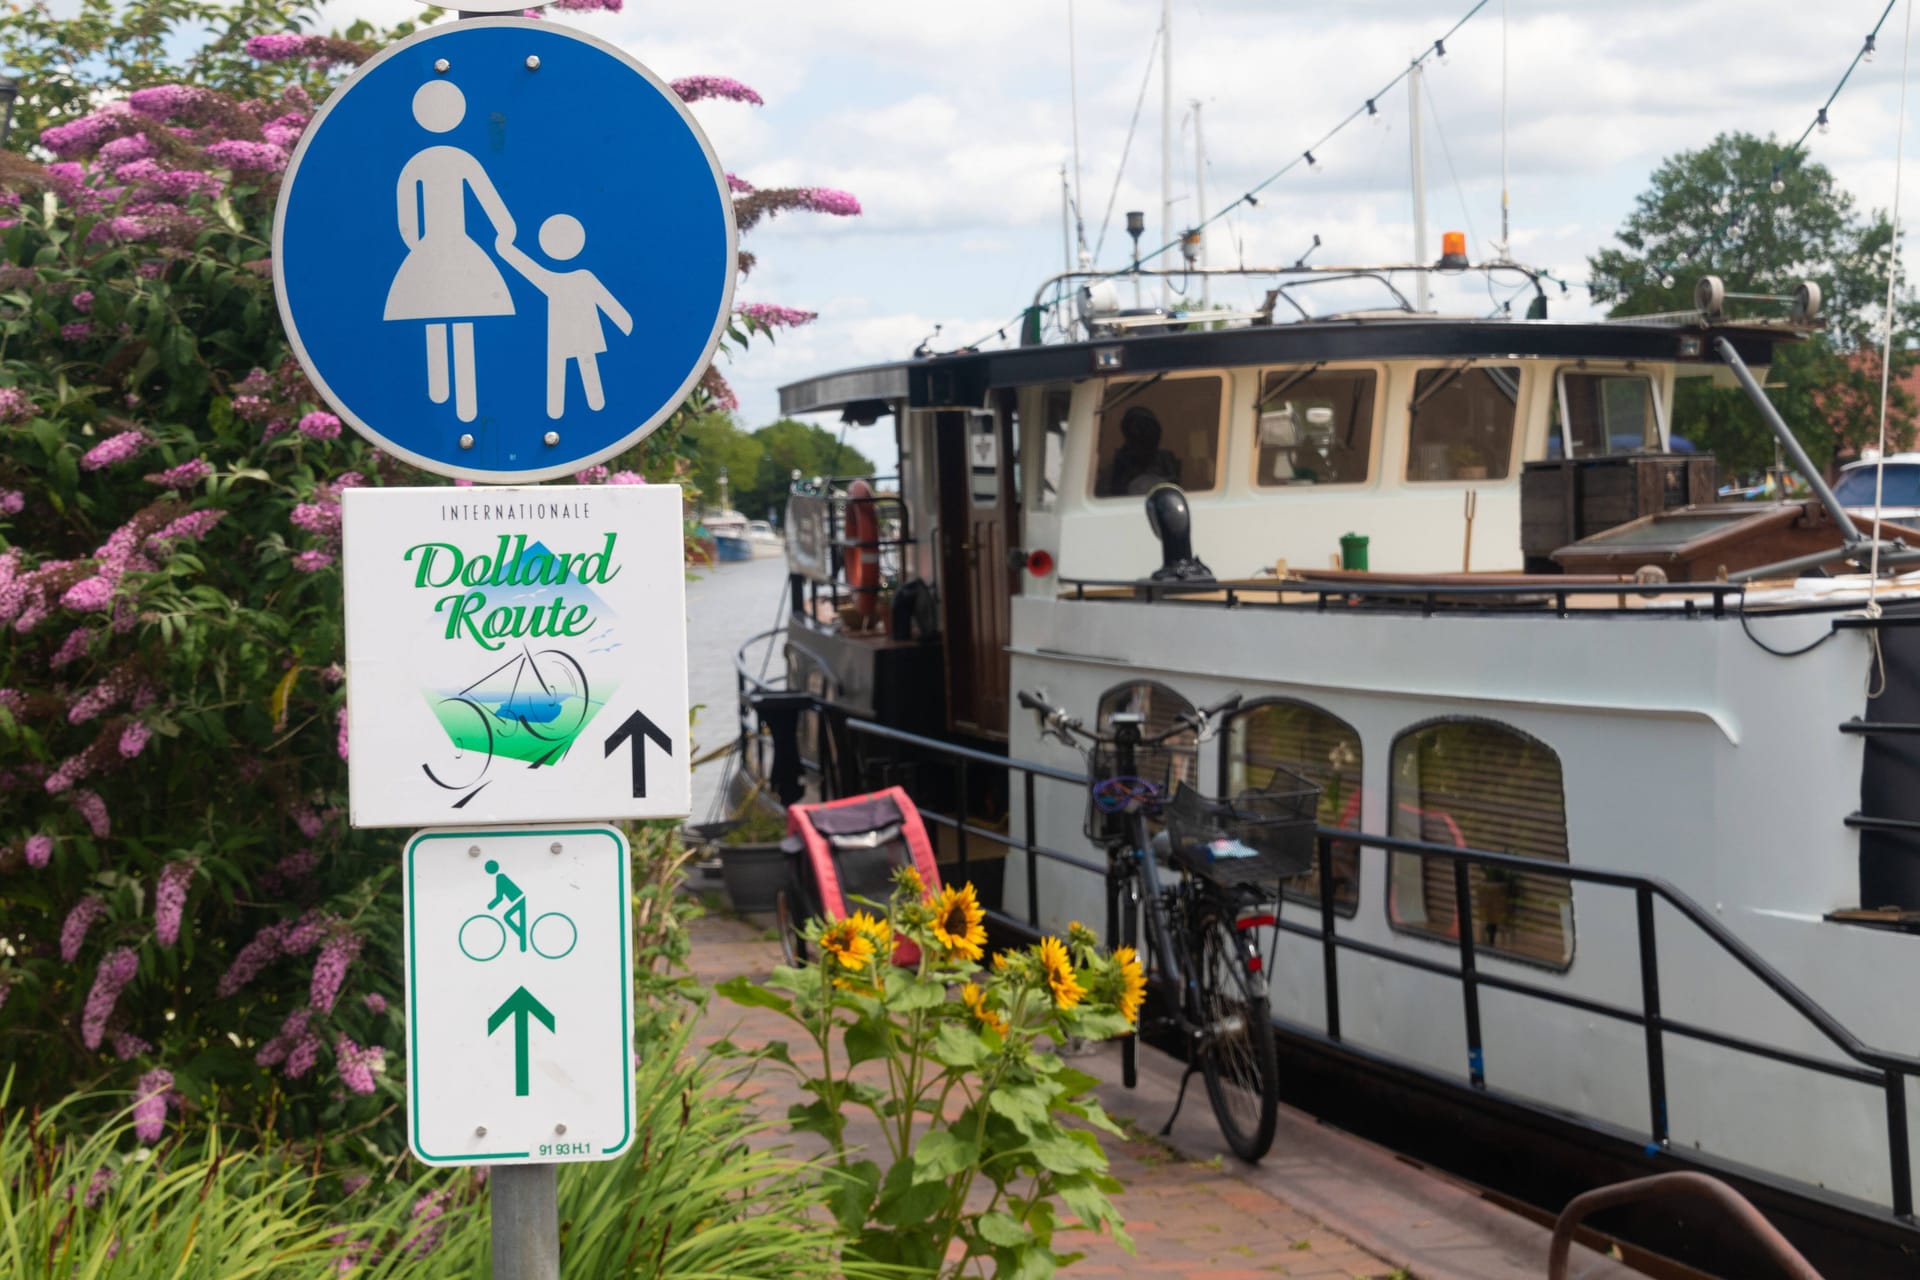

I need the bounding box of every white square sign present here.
[342,484,689,828]
[402,824,635,1167]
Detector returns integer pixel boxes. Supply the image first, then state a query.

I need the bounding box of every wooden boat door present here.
[936,394,1019,739]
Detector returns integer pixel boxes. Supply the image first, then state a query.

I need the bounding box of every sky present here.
[315,0,1920,472]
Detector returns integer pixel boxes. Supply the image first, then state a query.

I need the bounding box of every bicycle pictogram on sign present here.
[458,856,577,961]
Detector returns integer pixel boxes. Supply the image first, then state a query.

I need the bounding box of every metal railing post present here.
[1454,858,1486,1087]
[1887,1072,1914,1220]
[1318,835,1341,1042]
[1636,886,1670,1149]
[1025,771,1040,929]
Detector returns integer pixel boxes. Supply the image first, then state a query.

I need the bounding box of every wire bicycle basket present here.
[1164,768,1321,888]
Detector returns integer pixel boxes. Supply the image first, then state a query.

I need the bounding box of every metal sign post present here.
[273,12,729,1275]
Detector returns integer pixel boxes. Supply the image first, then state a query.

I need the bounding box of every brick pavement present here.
[687,911,1636,1280]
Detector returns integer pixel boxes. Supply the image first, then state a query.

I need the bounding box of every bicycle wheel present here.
[1194,901,1278,1162]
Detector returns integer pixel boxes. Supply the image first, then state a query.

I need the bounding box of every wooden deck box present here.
[1521,454,1719,562]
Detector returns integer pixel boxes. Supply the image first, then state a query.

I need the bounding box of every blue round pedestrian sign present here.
[274,19,737,483]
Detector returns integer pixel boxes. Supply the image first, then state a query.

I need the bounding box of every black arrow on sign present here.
[603,709,673,798]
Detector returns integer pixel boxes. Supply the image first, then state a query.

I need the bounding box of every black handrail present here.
[722,680,1920,1220]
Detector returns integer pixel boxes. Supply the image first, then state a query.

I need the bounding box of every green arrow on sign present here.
[487,986,556,1097]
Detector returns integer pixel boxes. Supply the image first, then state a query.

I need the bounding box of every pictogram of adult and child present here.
[383,79,632,424]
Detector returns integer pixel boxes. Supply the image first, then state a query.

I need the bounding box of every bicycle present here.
[1016,688,1319,1163]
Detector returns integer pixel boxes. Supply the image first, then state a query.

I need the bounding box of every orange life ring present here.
[845,479,880,624]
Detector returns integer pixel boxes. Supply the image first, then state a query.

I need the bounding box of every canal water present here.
[683,554,789,823]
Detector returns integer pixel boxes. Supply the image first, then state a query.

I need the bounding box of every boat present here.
[746,519,785,558]
[728,258,1920,1277]
[702,506,753,562]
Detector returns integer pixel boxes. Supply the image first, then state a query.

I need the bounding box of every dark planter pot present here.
[718,841,788,914]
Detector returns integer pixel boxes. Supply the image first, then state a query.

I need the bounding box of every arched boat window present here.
[1091,375,1224,498]
[1095,681,1200,800]
[1253,368,1377,487]
[1406,364,1520,483]
[1222,699,1362,917]
[1386,718,1574,970]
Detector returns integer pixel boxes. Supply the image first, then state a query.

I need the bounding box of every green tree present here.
[739,417,874,519]
[679,410,767,512]
[1587,132,1916,476]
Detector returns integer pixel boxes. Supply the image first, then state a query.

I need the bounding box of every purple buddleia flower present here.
[71,290,95,314]
[669,74,761,105]
[606,470,645,485]
[738,302,818,329]
[97,133,157,168]
[50,626,92,668]
[292,549,335,573]
[797,187,861,216]
[244,34,311,62]
[154,861,194,946]
[297,411,341,440]
[83,1165,114,1207]
[282,911,330,956]
[573,465,608,484]
[726,172,755,194]
[61,896,105,961]
[111,1031,151,1061]
[119,721,151,758]
[81,948,138,1050]
[256,1006,310,1066]
[364,992,387,1014]
[202,140,288,174]
[133,1069,173,1142]
[80,431,147,471]
[334,1035,383,1095]
[0,490,20,515]
[147,509,226,550]
[337,707,350,760]
[0,387,32,422]
[294,809,324,838]
[310,933,361,1012]
[61,321,94,342]
[71,788,110,837]
[60,575,114,613]
[284,1033,321,1078]
[231,393,272,421]
[291,502,342,537]
[26,834,53,868]
[144,458,212,489]
[218,922,284,997]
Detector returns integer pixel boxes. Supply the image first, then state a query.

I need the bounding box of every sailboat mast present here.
[1160,0,1173,311]
[1408,58,1431,312]
[1193,99,1209,310]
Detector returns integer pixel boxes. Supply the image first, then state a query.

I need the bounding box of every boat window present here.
[1254,368,1376,487]
[969,410,999,506]
[1386,719,1573,969]
[1835,463,1920,508]
[1223,700,1361,916]
[1091,375,1222,498]
[1096,681,1200,797]
[1405,365,1520,482]
[1551,372,1660,458]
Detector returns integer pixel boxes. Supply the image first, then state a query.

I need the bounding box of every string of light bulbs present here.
[941,0,1493,354]
[1643,0,1901,290]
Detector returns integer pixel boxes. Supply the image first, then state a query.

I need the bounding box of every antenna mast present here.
[1498,0,1510,259]
[1160,0,1173,310]
[1067,0,1087,262]
[1194,99,1209,310]
[1409,58,1431,311]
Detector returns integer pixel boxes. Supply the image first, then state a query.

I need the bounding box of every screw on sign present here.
[272,18,737,482]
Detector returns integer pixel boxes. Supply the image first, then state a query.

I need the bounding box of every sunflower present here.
[1112,946,1146,1025]
[1037,935,1085,1011]
[849,910,892,954]
[819,917,877,974]
[894,864,926,900]
[929,882,988,962]
[960,982,1008,1035]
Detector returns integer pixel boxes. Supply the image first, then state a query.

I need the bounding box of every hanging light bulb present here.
[1817,107,1830,135]
[1865,33,1878,63]
[1769,165,1786,196]
[1304,149,1319,173]
[1433,38,1448,66]
[1366,98,1381,126]
[1660,274,1677,289]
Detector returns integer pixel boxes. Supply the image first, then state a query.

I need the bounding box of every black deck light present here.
[0,77,19,149]
[1126,209,1146,272]
[1144,484,1213,582]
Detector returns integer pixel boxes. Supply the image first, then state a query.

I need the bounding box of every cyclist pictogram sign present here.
[403,824,634,1166]
[341,483,690,827]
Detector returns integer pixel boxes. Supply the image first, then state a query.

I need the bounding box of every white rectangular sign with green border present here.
[402,824,634,1167]
[341,484,688,828]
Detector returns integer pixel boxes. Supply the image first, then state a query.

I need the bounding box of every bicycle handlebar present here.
[1016,688,1241,747]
